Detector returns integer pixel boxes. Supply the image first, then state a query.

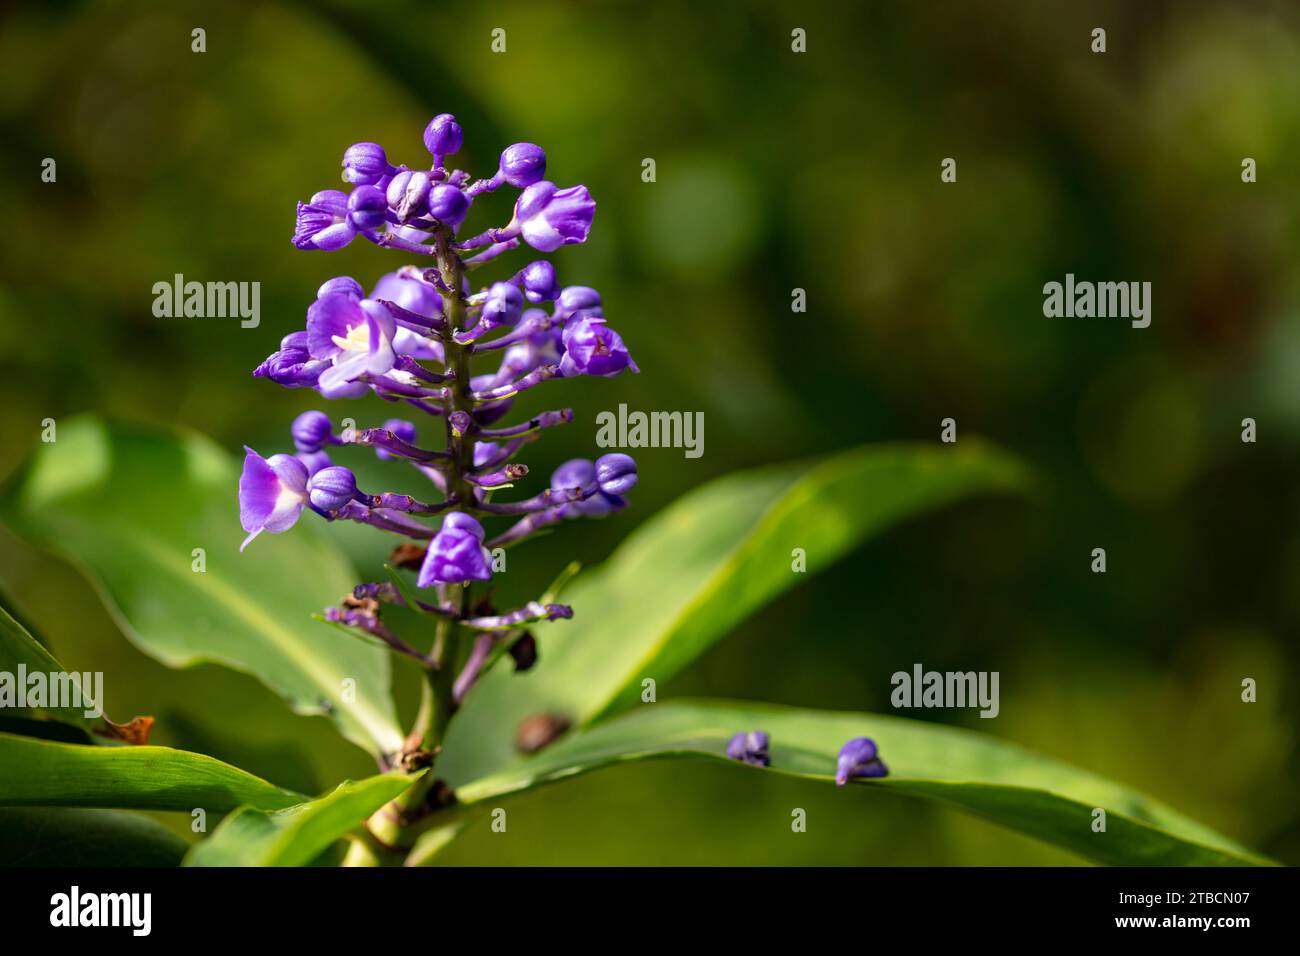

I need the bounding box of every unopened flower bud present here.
[307,465,358,512]
[726,730,771,767]
[835,737,888,786]
[341,142,389,186]
[423,113,463,164]
[498,142,546,188]
[595,453,637,496]
[291,410,333,453]
[346,185,388,231]
[387,169,432,222]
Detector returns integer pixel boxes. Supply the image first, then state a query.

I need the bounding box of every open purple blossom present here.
[243,111,640,791]
[238,449,309,551]
[726,730,771,767]
[835,737,889,785]
[559,315,638,378]
[419,512,492,586]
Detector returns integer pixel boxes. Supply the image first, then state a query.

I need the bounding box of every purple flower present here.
[511,182,595,252]
[558,316,638,378]
[418,512,492,586]
[480,281,524,329]
[726,730,771,767]
[306,293,397,397]
[291,410,333,452]
[595,453,637,495]
[342,142,389,186]
[551,458,624,518]
[238,449,309,551]
[520,261,559,302]
[423,113,463,165]
[307,465,358,512]
[254,332,328,388]
[835,737,888,786]
[318,276,364,300]
[498,143,547,188]
[293,190,356,250]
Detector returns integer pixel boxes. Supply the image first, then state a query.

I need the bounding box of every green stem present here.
[363,225,474,854]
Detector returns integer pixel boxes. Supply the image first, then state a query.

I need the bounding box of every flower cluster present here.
[239,113,639,770]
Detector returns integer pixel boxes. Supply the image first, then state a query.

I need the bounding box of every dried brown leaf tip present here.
[95,715,156,746]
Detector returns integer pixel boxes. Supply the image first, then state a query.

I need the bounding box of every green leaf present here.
[0,417,404,757]
[0,731,302,812]
[184,773,419,867]
[0,808,189,867]
[0,602,97,735]
[454,700,1271,867]
[443,442,1027,783]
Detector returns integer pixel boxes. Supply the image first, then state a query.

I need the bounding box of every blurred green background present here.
[1,0,1298,864]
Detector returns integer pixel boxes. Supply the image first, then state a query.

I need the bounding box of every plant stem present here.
[363,224,474,854]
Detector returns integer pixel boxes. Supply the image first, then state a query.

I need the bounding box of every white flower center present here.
[332,322,372,353]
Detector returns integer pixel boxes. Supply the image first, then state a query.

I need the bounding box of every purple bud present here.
[342,142,389,186]
[498,142,546,188]
[726,730,770,767]
[423,113,463,164]
[280,330,309,351]
[239,449,309,551]
[427,183,469,225]
[254,347,327,388]
[347,185,388,231]
[551,458,595,494]
[520,261,559,303]
[317,276,364,300]
[481,281,524,329]
[556,285,602,319]
[835,737,888,786]
[513,182,595,252]
[386,169,432,222]
[595,453,637,496]
[291,410,333,453]
[418,512,492,586]
[558,316,637,378]
[307,465,358,511]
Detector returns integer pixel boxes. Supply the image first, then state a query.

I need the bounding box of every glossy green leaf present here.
[455,700,1270,867]
[0,603,97,735]
[184,773,419,867]
[0,417,404,757]
[0,808,189,866]
[0,731,302,812]
[443,442,1028,783]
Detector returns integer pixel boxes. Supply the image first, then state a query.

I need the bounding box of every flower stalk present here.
[239,112,643,857]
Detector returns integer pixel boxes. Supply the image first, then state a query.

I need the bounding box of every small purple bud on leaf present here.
[835,737,888,786]
[726,730,771,767]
